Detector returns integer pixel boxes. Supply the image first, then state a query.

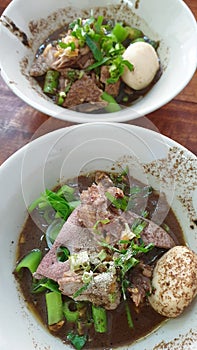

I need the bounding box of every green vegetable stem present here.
[43,70,60,94]
[101,91,121,113]
[46,291,63,326]
[85,34,103,61]
[15,249,42,274]
[63,300,80,323]
[125,26,144,40]
[112,23,129,42]
[28,185,80,223]
[91,304,107,333]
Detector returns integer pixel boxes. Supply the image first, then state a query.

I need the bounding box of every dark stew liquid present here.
[15,172,185,349]
[31,18,162,113]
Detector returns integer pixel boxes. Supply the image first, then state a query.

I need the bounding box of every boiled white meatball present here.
[148,245,197,317]
[122,41,159,90]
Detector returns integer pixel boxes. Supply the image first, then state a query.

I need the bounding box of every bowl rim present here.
[1,122,196,170]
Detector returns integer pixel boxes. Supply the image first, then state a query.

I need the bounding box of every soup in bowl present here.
[0,0,196,122]
[0,122,196,350]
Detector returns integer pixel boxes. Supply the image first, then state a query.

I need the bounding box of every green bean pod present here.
[43,70,60,94]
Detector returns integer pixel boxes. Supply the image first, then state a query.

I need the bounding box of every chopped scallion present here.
[112,23,129,42]
[73,283,89,298]
[15,249,42,274]
[63,300,80,322]
[101,92,121,113]
[92,304,107,333]
[125,301,134,329]
[45,291,63,326]
[32,278,60,294]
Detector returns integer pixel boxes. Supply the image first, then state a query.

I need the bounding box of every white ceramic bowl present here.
[0,0,196,123]
[0,122,196,350]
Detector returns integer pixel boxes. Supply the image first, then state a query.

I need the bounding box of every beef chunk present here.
[63,74,104,108]
[30,43,94,77]
[127,262,153,307]
[100,65,121,97]
[105,79,121,97]
[78,179,124,237]
[123,211,175,249]
[30,45,57,77]
[34,173,175,297]
[76,46,94,68]
[58,268,121,310]
[100,66,110,84]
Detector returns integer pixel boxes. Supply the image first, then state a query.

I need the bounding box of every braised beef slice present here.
[76,46,94,69]
[128,263,153,307]
[62,74,104,108]
[30,46,57,77]
[34,173,175,307]
[78,179,124,231]
[51,45,94,71]
[123,211,175,249]
[100,65,121,97]
[58,269,121,310]
[105,80,120,97]
[30,44,94,77]
[102,179,175,249]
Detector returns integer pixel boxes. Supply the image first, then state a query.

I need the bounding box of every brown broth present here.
[33,20,162,113]
[15,172,185,349]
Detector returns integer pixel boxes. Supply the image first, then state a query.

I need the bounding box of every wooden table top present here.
[0,0,196,167]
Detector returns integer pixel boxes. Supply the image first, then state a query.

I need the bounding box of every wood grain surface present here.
[0,0,196,166]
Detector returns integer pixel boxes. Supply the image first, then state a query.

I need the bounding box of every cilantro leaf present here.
[67,331,87,350]
[32,278,60,294]
[105,191,128,211]
[73,283,89,298]
[45,189,72,221]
